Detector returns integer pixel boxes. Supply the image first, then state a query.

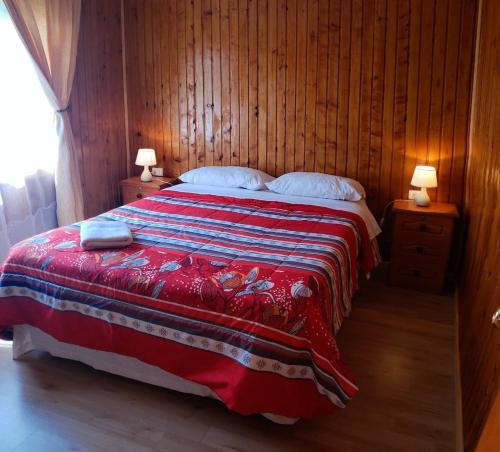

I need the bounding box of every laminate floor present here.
[0,272,457,452]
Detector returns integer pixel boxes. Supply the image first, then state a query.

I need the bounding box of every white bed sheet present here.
[165,183,382,240]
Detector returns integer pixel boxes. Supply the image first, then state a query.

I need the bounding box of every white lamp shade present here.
[411,165,437,188]
[135,148,157,166]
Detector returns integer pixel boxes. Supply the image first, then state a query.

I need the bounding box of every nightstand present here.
[120,176,180,204]
[389,199,459,293]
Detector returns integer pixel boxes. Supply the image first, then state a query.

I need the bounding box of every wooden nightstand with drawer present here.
[389,200,459,293]
[120,176,180,204]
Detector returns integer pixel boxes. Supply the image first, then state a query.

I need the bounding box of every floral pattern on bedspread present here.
[0,190,376,419]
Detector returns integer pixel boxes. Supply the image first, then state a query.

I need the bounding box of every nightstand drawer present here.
[120,176,180,205]
[393,214,454,253]
[122,186,159,204]
[398,243,446,258]
[392,253,446,272]
[396,214,452,236]
[393,231,450,254]
[390,264,444,292]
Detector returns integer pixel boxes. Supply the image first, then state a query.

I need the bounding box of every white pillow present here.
[179,166,274,190]
[265,172,366,201]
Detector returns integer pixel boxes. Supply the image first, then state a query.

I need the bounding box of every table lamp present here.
[411,165,437,207]
[135,148,157,182]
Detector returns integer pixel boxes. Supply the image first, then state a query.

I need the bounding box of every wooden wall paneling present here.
[158,1,171,174]
[107,1,128,208]
[193,0,205,167]
[211,0,222,166]
[146,0,157,166]
[151,1,161,171]
[70,0,126,218]
[128,0,144,172]
[347,0,362,180]
[177,0,190,175]
[248,0,258,169]
[151,1,162,172]
[428,0,448,203]
[91,0,104,203]
[392,0,409,201]
[137,1,152,170]
[304,0,319,173]
[185,0,196,171]
[257,0,267,171]
[451,0,476,207]
[358,0,374,188]
[220,0,232,167]
[325,0,340,176]
[122,0,134,174]
[380,0,396,212]
[459,0,499,449]
[403,0,420,208]
[314,0,329,174]
[143,3,155,167]
[276,0,287,175]
[202,0,214,167]
[367,0,385,206]
[336,0,351,177]
[476,390,500,451]
[238,0,249,168]
[415,0,434,172]
[72,2,89,207]
[284,0,297,174]
[168,0,181,175]
[72,0,478,219]
[438,0,460,204]
[294,0,308,172]
[84,0,100,210]
[229,0,240,167]
[266,0,277,175]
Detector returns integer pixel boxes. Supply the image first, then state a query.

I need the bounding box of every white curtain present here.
[0,173,57,262]
[4,0,84,227]
[0,2,58,262]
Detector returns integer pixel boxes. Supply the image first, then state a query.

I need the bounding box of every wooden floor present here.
[0,272,458,452]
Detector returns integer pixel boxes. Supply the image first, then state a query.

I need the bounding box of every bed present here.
[0,183,380,423]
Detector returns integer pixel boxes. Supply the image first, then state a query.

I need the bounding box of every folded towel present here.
[80,220,133,250]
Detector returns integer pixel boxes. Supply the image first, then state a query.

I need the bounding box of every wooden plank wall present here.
[69,0,127,218]
[69,0,476,218]
[121,0,476,218]
[458,0,500,449]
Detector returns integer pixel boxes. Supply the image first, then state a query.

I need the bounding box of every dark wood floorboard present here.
[0,271,457,451]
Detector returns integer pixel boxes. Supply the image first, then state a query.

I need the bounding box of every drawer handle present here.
[416,246,424,254]
[413,269,421,277]
[419,223,427,232]
[136,193,143,199]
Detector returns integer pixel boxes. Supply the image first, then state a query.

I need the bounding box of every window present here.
[0,2,57,186]
[0,2,58,262]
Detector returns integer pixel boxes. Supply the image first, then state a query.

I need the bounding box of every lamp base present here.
[414,187,431,207]
[140,166,153,182]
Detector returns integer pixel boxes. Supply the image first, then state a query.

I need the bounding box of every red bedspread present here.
[0,190,376,419]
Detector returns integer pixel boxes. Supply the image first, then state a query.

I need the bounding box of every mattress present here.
[0,185,379,421]
[12,324,295,424]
